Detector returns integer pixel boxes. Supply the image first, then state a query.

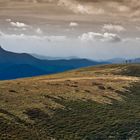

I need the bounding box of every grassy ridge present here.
[0,82,139,140]
[0,64,140,140]
[24,82,140,140]
[119,65,140,77]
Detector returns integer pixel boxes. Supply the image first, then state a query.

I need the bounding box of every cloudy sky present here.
[0,0,140,60]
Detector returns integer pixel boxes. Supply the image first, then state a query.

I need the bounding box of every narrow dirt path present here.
[43,76,140,82]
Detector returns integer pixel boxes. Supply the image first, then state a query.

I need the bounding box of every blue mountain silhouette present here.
[0,46,107,80]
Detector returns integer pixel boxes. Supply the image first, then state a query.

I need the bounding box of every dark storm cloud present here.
[1,0,140,10]
[33,0,140,17]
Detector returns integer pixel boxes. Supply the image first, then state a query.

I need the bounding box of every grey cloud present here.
[0,31,67,42]
[57,0,104,14]
[10,22,28,28]
[1,0,140,16]
[79,32,122,43]
[102,24,126,32]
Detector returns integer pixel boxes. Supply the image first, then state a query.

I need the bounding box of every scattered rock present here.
[98,85,106,90]
[107,86,114,91]
[9,90,17,93]
[92,82,101,86]
[85,90,90,93]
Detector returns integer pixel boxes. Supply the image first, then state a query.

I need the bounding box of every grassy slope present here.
[0,64,140,140]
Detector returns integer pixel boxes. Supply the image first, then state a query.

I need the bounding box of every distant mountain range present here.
[0,46,107,80]
[32,54,140,64]
[107,58,140,64]
[31,54,79,60]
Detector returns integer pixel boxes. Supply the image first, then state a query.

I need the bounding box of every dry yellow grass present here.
[0,64,139,120]
[0,64,140,140]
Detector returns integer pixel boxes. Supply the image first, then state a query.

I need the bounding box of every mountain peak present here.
[0,46,11,54]
[0,46,5,51]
